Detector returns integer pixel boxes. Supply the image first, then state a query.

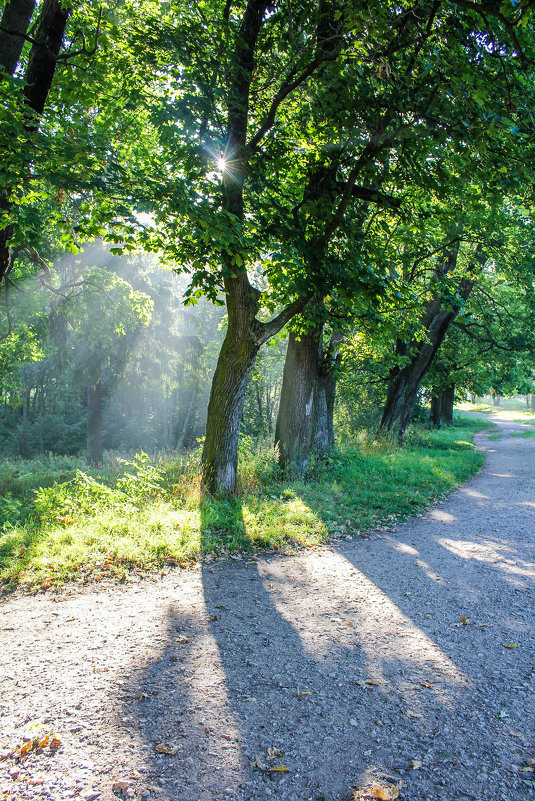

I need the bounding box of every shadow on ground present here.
[124,426,535,801]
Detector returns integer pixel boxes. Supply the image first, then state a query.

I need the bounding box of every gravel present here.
[1,414,534,801]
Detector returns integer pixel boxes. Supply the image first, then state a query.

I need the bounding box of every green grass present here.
[457,400,535,424]
[487,434,503,441]
[0,416,489,590]
[510,430,535,438]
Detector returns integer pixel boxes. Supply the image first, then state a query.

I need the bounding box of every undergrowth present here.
[0,415,490,589]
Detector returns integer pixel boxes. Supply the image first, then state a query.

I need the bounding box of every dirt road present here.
[1,415,534,801]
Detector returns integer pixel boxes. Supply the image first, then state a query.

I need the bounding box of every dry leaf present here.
[502,643,518,649]
[459,615,469,625]
[155,743,177,755]
[37,734,50,749]
[419,682,433,688]
[19,741,32,756]
[250,756,269,771]
[270,765,289,772]
[50,734,61,749]
[266,747,283,761]
[112,780,130,792]
[370,783,400,800]
[297,690,311,697]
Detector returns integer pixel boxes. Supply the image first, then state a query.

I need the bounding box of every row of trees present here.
[1,0,535,491]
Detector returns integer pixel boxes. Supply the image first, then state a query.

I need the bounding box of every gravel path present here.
[1,415,534,801]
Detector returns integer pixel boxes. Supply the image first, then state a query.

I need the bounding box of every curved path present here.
[1,415,534,801]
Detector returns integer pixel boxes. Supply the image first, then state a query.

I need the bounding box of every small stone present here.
[82,791,101,801]
[349,718,358,727]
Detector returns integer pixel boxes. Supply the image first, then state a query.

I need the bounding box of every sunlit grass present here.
[0,416,489,590]
[457,400,535,423]
[510,430,535,439]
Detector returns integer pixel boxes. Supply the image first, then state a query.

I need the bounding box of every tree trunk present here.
[379,239,476,442]
[0,0,36,76]
[38,383,45,454]
[0,0,69,288]
[20,384,30,457]
[275,330,320,472]
[176,388,197,450]
[531,394,535,412]
[430,390,443,427]
[87,360,102,465]
[202,326,260,494]
[442,384,454,424]
[311,373,329,458]
[379,303,460,442]
[325,368,337,448]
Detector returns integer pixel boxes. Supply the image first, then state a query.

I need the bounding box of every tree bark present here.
[275,329,320,472]
[531,394,535,412]
[442,384,454,424]
[87,360,102,465]
[0,0,36,77]
[23,0,69,115]
[0,0,69,288]
[379,302,460,442]
[430,390,443,427]
[202,279,262,493]
[379,240,475,442]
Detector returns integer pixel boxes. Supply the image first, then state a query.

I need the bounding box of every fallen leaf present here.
[419,682,433,688]
[19,741,32,755]
[155,743,177,755]
[459,615,469,625]
[250,756,269,771]
[37,734,50,749]
[112,780,130,792]
[270,765,289,772]
[266,747,283,761]
[50,734,61,749]
[502,643,518,649]
[297,690,311,698]
[370,783,400,800]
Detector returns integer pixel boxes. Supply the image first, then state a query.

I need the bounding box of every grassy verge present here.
[0,415,490,590]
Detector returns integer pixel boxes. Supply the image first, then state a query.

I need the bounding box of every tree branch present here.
[257,293,312,344]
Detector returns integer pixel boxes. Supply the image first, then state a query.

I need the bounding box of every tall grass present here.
[0,416,490,589]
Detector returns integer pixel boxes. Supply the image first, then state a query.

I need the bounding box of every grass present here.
[510,430,535,438]
[0,416,490,590]
[457,398,535,423]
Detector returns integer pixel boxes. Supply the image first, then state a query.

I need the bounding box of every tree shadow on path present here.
[126,494,484,801]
